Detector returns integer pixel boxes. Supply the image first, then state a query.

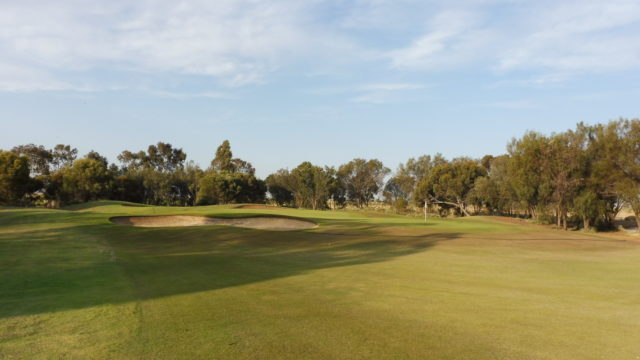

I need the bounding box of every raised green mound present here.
[1,201,639,359]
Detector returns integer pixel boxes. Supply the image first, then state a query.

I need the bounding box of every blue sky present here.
[1,0,639,177]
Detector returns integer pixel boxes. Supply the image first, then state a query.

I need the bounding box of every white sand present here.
[110,215,317,230]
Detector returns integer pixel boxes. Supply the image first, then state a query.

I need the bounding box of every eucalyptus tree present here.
[290,162,333,210]
[51,144,78,171]
[266,170,295,206]
[507,131,553,219]
[11,144,52,176]
[337,158,389,208]
[0,151,33,205]
[117,142,188,204]
[60,157,112,203]
[415,160,486,216]
[197,140,265,205]
[596,119,640,230]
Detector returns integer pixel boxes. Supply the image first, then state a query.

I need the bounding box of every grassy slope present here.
[1,201,639,359]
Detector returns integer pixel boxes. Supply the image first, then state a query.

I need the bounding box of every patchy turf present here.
[1,201,639,359]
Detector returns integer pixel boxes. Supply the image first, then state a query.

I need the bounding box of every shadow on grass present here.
[0,216,459,319]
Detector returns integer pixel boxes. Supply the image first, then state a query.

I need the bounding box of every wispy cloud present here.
[385,1,640,78]
[0,0,360,91]
[498,1,640,72]
[1,0,639,93]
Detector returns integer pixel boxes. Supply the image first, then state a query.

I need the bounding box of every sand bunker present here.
[110,215,317,231]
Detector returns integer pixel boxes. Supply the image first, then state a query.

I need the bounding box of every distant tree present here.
[111,173,145,204]
[116,142,189,205]
[117,150,147,170]
[148,142,186,172]
[211,140,234,172]
[196,140,264,205]
[388,154,447,209]
[265,170,294,206]
[415,160,486,216]
[572,189,605,230]
[51,144,78,171]
[471,155,517,215]
[0,151,33,205]
[480,154,494,171]
[232,158,256,175]
[383,177,410,212]
[596,119,640,230]
[61,158,112,203]
[196,172,265,205]
[265,162,335,210]
[507,132,553,219]
[11,144,52,176]
[85,150,109,167]
[118,142,186,172]
[467,176,499,214]
[545,131,585,229]
[289,162,333,210]
[325,166,346,209]
[337,159,389,208]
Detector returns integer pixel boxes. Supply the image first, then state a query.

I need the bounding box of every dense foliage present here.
[2,119,640,231]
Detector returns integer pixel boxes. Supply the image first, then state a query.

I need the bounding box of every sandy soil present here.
[110,215,317,230]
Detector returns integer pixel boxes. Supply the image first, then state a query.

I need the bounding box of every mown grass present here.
[1,201,639,359]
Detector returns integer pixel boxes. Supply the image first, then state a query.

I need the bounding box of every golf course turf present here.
[1,201,639,359]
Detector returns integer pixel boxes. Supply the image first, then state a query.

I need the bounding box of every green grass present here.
[1,201,639,359]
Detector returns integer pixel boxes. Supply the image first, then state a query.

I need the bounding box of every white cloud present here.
[1,0,639,93]
[0,0,360,91]
[498,1,640,72]
[385,0,640,77]
[387,11,482,69]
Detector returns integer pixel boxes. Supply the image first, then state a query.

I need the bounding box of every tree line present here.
[1,119,639,231]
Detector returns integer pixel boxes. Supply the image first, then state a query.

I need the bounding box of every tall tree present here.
[545,131,585,230]
[211,140,234,172]
[415,160,486,216]
[337,159,390,208]
[196,172,265,205]
[598,119,640,230]
[290,162,333,210]
[11,144,52,176]
[507,132,553,219]
[0,151,33,205]
[266,170,294,206]
[61,158,113,203]
[51,144,78,171]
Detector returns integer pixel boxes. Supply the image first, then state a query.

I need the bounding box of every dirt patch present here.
[110,215,317,231]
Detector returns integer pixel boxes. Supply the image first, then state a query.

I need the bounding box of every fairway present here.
[1,202,639,359]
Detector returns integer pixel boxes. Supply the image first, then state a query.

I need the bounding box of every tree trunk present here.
[634,206,640,232]
[457,202,471,217]
[583,217,590,230]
